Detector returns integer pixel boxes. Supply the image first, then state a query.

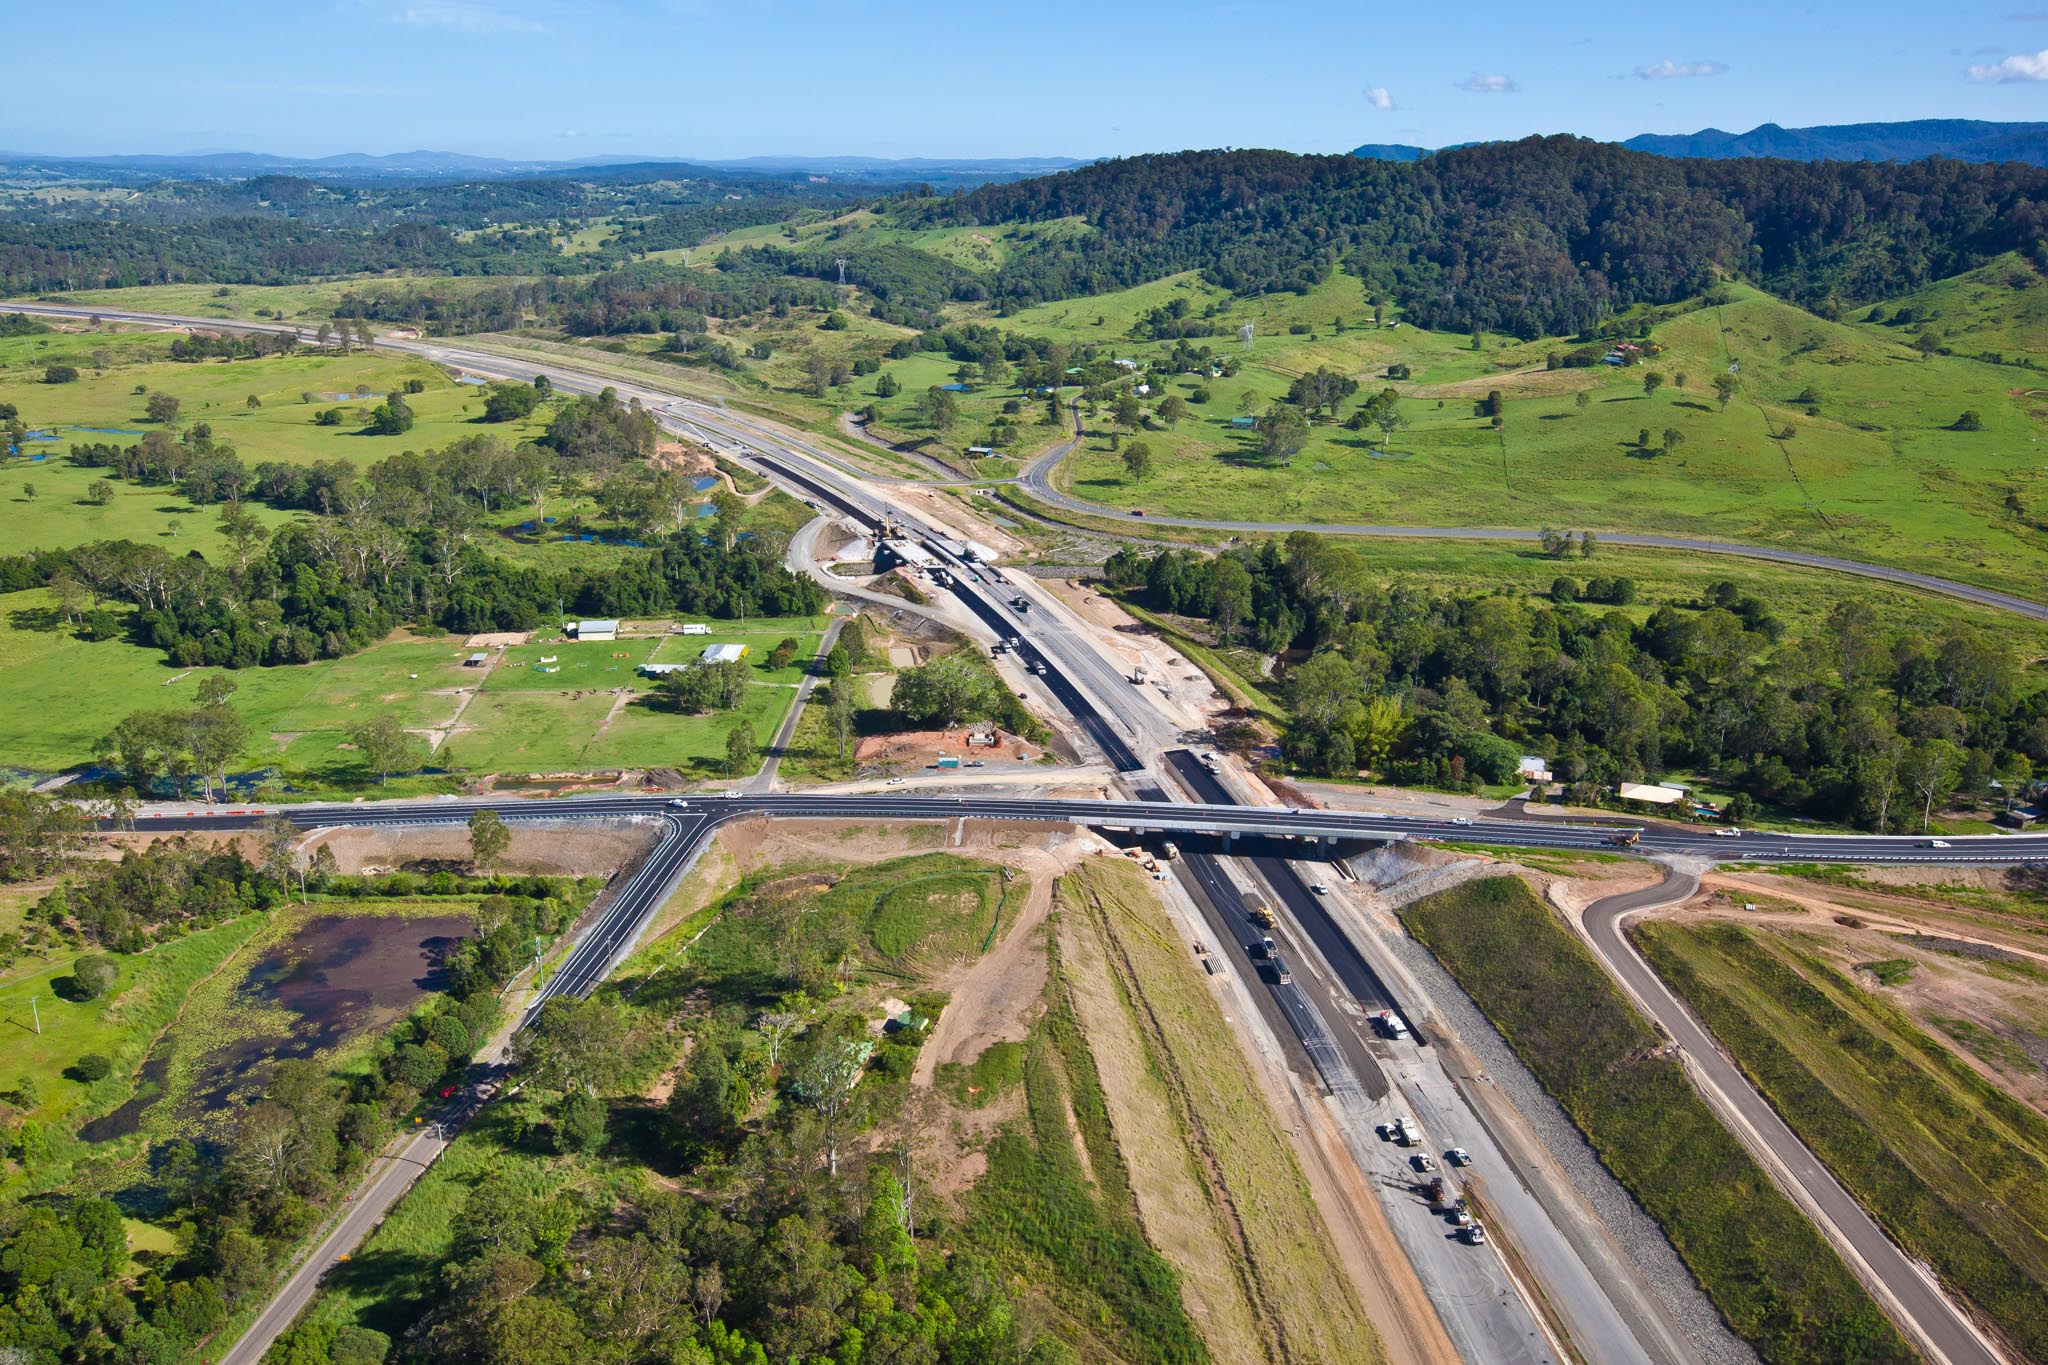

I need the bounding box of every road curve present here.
[1016,423,2048,622]
[1581,869,2005,1365]
[9,299,2043,623]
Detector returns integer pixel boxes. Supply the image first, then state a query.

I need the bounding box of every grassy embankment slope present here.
[1058,856,1384,1364]
[1635,919,2048,1360]
[1398,876,1909,1363]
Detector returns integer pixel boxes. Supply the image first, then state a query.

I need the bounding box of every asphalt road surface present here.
[1583,872,2004,1365]
[134,788,2048,864]
[219,1060,508,1365]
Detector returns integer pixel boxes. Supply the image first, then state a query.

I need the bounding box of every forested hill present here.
[1621,119,2048,167]
[1356,120,2048,168]
[932,137,2048,337]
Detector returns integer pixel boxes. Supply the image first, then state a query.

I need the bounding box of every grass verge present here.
[1061,859,1384,1364]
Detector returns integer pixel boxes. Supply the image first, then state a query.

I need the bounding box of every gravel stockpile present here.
[1370,879,1757,1365]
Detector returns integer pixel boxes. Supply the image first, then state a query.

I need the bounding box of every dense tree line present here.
[931,139,2048,336]
[1107,534,2043,829]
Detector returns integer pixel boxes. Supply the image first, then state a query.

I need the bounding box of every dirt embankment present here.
[308,821,658,877]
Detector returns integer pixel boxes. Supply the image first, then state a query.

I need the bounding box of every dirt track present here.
[309,821,657,877]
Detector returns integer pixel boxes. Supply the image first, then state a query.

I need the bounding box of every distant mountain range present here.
[1353,119,2048,168]
[0,148,1085,185]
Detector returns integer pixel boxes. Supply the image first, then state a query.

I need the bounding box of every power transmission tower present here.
[1238,321,1255,352]
[834,258,849,285]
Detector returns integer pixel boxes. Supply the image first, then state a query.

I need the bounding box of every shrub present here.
[71,954,119,1000]
[70,1053,113,1083]
[42,364,79,384]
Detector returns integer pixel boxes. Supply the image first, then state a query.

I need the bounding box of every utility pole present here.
[30,995,39,1035]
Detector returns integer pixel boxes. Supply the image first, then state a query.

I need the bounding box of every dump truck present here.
[1270,954,1292,985]
[1395,1116,1422,1147]
[1245,895,1276,929]
[1160,841,1179,861]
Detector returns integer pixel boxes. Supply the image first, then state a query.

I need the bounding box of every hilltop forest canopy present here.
[901,138,2048,337]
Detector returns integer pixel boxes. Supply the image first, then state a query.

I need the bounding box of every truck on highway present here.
[1245,895,1276,929]
[1160,841,1178,861]
[1395,1116,1422,1147]
[1603,829,1642,847]
[1374,1009,1410,1040]
[1270,954,1292,985]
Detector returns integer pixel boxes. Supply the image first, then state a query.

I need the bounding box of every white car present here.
[887,777,908,786]
[1712,827,1741,837]
[1448,816,1472,826]
[1310,881,1329,894]
[1927,839,1952,848]
[1445,1146,1472,1167]
[666,798,689,809]
[721,790,740,799]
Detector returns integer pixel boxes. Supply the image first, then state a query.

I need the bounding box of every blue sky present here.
[7,0,2047,160]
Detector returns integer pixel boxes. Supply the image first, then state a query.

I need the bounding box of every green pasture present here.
[0,453,305,558]
[1039,281,2048,596]
[0,345,551,473]
[0,914,268,1144]
[0,592,818,786]
[1854,252,2048,360]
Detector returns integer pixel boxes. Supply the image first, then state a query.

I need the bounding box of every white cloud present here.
[1633,59,1728,80]
[1455,73,1516,93]
[353,1,545,33]
[1970,47,2048,79]
[1364,86,1395,110]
